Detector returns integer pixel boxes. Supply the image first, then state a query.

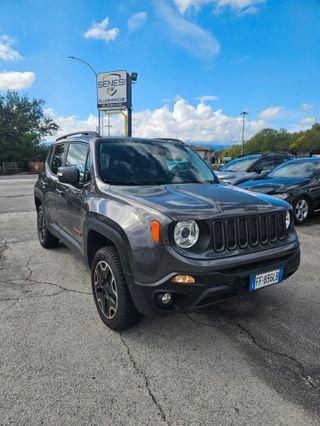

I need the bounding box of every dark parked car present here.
[216,153,295,185]
[239,158,320,224]
[34,132,300,331]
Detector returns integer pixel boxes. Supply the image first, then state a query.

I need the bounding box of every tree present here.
[243,128,295,154]
[0,91,58,167]
[219,144,242,158]
[289,124,320,153]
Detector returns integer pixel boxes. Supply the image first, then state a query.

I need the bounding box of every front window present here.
[221,156,259,172]
[65,143,89,181]
[97,139,217,185]
[50,143,66,175]
[269,161,320,178]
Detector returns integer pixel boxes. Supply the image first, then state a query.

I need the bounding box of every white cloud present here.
[0,34,23,61]
[45,109,98,138]
[48,99,265,144]
[299,117,316,127]
[258,106,282,119]
[0,71,35,90]
[127,12,147,32]
[194,95,219,103]
[84,17,119,43]
[302,103,313,111]
[155,0,220,62]
[173,0,265,15]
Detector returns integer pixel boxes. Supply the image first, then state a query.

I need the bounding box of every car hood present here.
[111,183,288,220]
[239,177,309,194]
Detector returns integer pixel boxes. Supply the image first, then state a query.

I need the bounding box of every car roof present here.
[282,157,320,164]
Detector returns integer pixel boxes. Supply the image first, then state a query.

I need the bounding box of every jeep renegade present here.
[34,132,300,331]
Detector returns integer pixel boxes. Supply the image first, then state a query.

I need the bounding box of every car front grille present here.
[212,212,286,253]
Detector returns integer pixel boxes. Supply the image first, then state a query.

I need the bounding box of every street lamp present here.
[240,111,248,155]
[67,56,101,133]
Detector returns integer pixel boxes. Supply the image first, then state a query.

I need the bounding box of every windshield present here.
[269,161,320,178]
[98,139,217,185]
[221,156,259,172]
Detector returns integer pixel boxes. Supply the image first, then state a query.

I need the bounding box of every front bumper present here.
[129,244,300,316]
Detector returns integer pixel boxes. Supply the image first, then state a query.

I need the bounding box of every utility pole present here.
[67,56,101,134]
[240,111,248,155]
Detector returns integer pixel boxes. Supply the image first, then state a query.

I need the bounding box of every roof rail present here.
[56,130,101,142]
[155,138,184,143]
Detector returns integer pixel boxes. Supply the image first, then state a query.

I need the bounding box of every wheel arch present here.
[84,218,134,286]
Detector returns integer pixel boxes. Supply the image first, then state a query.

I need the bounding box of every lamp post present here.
[67,56,101,134]
[240,111,248,155]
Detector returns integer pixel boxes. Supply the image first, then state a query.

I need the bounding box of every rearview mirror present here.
[57,167,80,184]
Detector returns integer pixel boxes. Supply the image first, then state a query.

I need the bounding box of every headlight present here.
[286,211,291,229]
[274,193,289,200]
[174,220,199,248]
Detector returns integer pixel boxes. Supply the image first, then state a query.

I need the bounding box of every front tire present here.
[293,197,311,224]
[91,246,141,331]
[37,205,60,248]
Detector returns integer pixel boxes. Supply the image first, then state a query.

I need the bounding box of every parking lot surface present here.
[0,176,320,425]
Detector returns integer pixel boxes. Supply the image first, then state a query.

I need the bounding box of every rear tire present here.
[37,205,60,248]
[293,197,311,224]
[91,246,142,331]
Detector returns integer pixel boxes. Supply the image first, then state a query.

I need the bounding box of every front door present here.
[56,142,90,248]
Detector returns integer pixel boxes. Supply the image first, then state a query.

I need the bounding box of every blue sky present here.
[0,0,319,144]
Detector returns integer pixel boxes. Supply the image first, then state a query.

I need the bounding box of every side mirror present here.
[261,170,270,176]
[253,167,263,174]
[57,167,80,184]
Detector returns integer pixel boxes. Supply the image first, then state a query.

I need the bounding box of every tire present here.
[293,197,311,224]
[91,246,142,331]
[37,205,60,248]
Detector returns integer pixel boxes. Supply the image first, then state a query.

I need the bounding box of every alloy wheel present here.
[94,261,118,319]
[295,199,309,222]
[37,208,46,243]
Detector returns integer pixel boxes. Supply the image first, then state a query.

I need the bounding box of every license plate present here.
[249,268,284,292]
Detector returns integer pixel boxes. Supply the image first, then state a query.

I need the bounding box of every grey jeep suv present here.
[34,132,300,331]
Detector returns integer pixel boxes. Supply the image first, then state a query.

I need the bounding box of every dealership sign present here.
[97,70,130,111]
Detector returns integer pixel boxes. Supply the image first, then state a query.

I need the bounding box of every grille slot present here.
[213,220,225,252]
[249,217,259,247]
[226,219,237,250]
[238,218,248,248]
[212,212,287,253]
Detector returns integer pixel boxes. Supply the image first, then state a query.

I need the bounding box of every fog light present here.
[156,292,173,307]
[172,275,195,284]
[161,293,172,305]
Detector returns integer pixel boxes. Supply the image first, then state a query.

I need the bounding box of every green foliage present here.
[219,144,242,158]
[243,128,296,154]
[218,124,320,159]
[0,91,58,166]
[289,123,320,153]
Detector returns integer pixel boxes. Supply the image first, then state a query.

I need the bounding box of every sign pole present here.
[127,107,132,137]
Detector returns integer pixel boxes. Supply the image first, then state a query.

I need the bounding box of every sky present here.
[0,0,319,145]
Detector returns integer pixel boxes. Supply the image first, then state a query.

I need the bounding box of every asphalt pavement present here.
[0,176,319,425]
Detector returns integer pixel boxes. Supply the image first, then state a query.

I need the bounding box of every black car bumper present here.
[129,244,300,316]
